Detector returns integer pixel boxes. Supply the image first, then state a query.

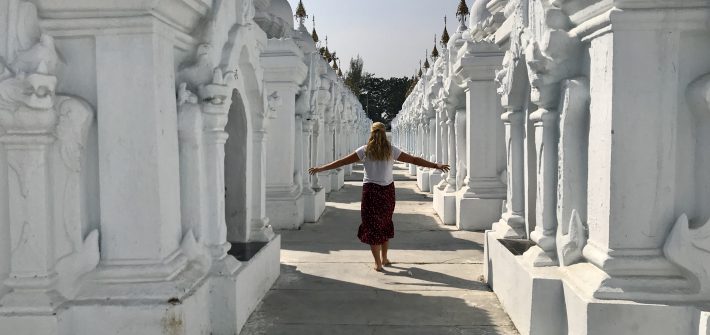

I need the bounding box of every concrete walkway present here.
[242,164,519,335]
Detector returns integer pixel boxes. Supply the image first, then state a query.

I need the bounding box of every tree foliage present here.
[358,73,414,126]
[344,56,364,97]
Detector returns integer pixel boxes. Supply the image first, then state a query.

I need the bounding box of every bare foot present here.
[374,266,384,272]
[383,259,393,266]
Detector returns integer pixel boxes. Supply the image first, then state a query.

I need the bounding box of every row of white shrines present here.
[0,0,372,334]
[392,0,710,334]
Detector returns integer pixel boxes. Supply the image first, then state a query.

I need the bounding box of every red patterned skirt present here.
[358,182,396,245]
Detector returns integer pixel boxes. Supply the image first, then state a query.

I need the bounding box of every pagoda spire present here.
[323,36,332,62]
[456,0,470,30]
[295,0,308,27]
[431,35,440,60]
[441,16,450,47]
[311,16,319,43]
[424,51,430,70]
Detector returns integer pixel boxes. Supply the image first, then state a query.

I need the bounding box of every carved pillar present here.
[580,27,689,299]
[310,119,321,190]
[95,32,186,281]
[419,122,425,157]
[423,121,430,162]
[201,90,235,265]
[0,126,64,311]
[0,38,96,310]
[428,117,436,162]
[526,107,559,266]
[302,118,315,195]
[435,108,444,162]
[324,120,335,187]
[177,95,208,252]
[493,110,526,238]
[444,108,458,193]
[454,108,467,190]
[250,126,275,242]
[556,79,590,266]
[436,113,449,190]
[294,114,304,191]
[344,121,353,175]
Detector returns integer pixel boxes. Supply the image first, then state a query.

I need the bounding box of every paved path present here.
[242,164,518,335]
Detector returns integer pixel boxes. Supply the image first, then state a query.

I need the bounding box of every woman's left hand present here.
[308,167,322,175]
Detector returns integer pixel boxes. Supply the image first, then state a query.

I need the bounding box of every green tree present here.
[359,74,414,127]
[345,55,364,97]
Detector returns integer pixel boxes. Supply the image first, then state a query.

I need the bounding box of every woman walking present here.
[309,122,449,272]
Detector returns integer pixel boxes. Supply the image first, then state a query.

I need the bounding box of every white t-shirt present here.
[355,145,403,186]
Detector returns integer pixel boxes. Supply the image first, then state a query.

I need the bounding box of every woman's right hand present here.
[308,167,322,175]
[436,164,450,172]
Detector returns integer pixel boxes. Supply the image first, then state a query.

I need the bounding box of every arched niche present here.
[225,87,251,243]
[224,45,265,243]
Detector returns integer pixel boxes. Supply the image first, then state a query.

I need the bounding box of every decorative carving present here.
[0,0,97,307]
[178,44,216,94]
[295,84,311,116]
[178,83,199,106]
[180,230,210,265]
[266,91,281,119]
[556,77,590,266]
[557,210,587,266]
[524,1,581,109]
[55,230,99,298]
[664,214,710,299]
[55,96,93,173]
[11,34,61,76]
[199,68,237,106]
[53,96,94,260]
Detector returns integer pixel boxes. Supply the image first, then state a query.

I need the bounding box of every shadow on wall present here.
[241,264,515,335]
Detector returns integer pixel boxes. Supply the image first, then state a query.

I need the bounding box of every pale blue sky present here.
[286,0,462,78]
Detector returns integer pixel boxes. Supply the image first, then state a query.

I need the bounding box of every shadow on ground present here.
[241,264,517,335]
[245,163,519,334]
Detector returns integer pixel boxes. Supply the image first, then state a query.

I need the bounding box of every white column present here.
[456,79,506,231]
[444,108,458,193]
[294,115,304,191]
[302,119,315,195]
[201,100,233,263]
[454,108,467,190]
[526,108,559,266]
[310,120,322,190]
[0,132,63,311]
[94,33,186,281]
[493,110,526,238]
[436,114,449,190]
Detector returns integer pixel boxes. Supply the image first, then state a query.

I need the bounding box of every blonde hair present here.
[365,122,391,161]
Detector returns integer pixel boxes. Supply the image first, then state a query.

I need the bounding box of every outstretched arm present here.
[309,152,360,175]
[397,152,450,172]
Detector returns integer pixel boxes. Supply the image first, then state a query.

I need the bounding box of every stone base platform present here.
[456,194,503,231]
[303,188,326,223]
[266,192,305,230]
[485,231,708,335]
[0,236,281,335]
[416,169,431,192]
[429,172,443,191]
[230,235,282,332]
[433,187,456,225]
[331,169,345,191]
